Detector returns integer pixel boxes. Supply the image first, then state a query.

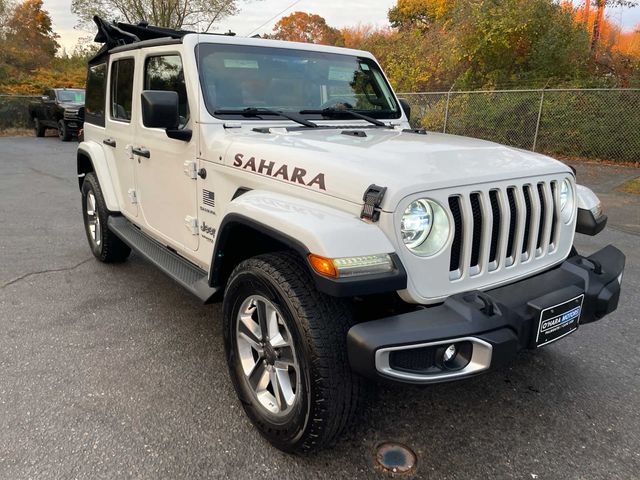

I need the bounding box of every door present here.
[134,52,199,251]
[43,89,56,126]
[104,55,138,218]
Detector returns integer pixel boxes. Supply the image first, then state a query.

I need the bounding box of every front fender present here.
[77,141,120,212]
[213,190,407,297]
[224,190,395,258]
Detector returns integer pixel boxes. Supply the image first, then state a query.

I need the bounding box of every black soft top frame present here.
[89,16,235,64]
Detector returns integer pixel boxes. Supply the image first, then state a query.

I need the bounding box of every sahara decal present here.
[233,153,326,191]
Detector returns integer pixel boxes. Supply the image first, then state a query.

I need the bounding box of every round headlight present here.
[401,199,432,248]
[559,179,574,223]
[400,199,450,256]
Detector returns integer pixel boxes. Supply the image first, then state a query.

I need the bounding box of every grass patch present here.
[615,176,640,194]
[0,128,33,137]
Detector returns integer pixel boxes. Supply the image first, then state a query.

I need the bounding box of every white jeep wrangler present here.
[77,18,625,453]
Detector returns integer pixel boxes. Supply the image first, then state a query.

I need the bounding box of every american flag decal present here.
[202,189,215,207]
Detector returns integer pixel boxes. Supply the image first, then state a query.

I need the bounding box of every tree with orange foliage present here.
[271,11,344,46]
[580,1,639,52]
[341,24,393,49]
[388,0,453,30]
[3,0,59,71]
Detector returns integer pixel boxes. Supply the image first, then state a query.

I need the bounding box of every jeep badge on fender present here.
[76,17,625,454]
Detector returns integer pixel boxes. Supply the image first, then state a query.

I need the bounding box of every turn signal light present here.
[308,254,338,278]
[308,253,394,278]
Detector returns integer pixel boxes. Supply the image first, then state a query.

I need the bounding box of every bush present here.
[0,95,36,129]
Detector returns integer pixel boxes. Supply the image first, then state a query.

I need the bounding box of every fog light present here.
[443,344,457,363]
[438,341,473,371]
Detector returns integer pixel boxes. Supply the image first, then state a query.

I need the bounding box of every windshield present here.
[56,89,85,103]
[197,44,400,119]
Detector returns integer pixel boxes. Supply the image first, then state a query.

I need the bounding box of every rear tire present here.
[81,173,131,263]
[58,120,71,141]
[34,118,45,137]
[223,251,366,453]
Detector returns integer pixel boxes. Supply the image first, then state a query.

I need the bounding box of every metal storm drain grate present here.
[374,442,417,475]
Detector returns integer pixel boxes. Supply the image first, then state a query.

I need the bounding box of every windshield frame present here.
[195,43,402,122]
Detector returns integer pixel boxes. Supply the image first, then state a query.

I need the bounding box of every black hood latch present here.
[361,184,387,222]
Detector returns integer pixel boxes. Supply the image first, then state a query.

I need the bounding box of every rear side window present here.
[85,62,107,126]
[145,55,189,128]
[110,58,135,122]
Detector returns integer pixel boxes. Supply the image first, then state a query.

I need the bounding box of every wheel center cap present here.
[264,344,277,365]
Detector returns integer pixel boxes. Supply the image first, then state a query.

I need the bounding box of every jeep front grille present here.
[448,180,561,281]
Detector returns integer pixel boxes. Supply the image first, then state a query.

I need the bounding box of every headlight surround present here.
[559,178,575,223]
[401,198,450,256]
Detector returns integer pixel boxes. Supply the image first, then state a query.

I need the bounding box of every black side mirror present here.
[399,98,411,120]
[141,90,179,129]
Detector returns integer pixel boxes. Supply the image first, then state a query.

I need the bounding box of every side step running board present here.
[107,216,218,304]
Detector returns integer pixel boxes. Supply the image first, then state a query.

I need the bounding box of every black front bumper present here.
[347,245,625,384]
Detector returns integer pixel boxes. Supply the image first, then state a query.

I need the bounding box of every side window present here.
[110,58,135,122]
[85,62,107,126]
[145,55,189,128]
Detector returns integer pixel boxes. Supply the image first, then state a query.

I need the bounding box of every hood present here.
[222,127,572,211]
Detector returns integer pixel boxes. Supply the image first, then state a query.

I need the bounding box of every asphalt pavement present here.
[1,136,639,479]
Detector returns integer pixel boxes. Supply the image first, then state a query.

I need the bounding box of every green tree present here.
[454,0,591,87]
[71,0,248,32]
[382,0,593,89]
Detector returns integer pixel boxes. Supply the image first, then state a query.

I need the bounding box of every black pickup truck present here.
[29,88,85,141]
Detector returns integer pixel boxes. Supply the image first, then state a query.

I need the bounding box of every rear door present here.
[133,50,199,251]
[104,53,138,218]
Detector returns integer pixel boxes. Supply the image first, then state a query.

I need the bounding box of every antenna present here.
[245,0,304,37]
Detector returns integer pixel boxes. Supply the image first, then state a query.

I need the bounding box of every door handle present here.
[103,138,116,147]
[132,147,150,158]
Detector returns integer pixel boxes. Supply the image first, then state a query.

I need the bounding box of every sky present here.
[42,0,640,53]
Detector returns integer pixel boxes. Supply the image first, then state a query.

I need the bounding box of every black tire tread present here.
[82,172,130,263]
[58,120,71,142]
[34,118,45,137]
[225,251,366,453]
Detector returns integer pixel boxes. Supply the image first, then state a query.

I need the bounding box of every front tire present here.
[34,118,45,137]
[58,120,71,141]
[223,252,365,453]
[81,173,131,263]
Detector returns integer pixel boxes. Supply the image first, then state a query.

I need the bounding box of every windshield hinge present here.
[183,160,197,179]
[361,184,387,222]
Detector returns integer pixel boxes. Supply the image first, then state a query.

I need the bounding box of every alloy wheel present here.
[236,295,300,416]
[85,191,101,246]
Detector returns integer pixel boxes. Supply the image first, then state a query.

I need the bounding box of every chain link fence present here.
[0,94,38,130]
[400,88,640,163]
[2,89,639,163]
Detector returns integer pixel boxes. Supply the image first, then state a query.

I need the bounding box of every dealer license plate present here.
[535,294,584,348]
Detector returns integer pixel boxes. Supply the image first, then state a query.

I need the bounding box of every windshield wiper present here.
[213,107,318,128]
[298,108,392,128]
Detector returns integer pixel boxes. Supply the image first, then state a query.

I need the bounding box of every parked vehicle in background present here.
[29,88,85,141]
